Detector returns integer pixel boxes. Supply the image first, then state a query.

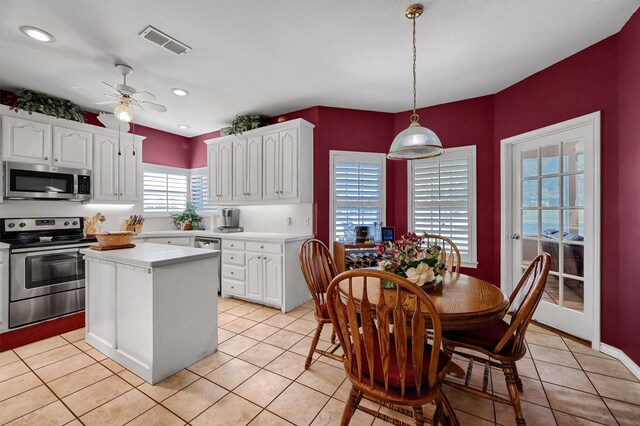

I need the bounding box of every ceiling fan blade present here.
[132,91,156,101]
[99,81,122,95]
[140,101,167,113]
[95,100,118,105]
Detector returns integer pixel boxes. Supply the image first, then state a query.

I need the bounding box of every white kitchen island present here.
[81,243,220,384]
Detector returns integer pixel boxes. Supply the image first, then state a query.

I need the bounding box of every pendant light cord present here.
[410,15,419,124]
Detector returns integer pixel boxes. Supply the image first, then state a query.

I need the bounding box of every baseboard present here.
[600,343,640,380]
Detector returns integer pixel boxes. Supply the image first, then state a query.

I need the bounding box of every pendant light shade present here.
[114,99,134,123]
[388,4,445,160]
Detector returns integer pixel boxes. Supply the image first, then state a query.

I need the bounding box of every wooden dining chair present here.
[326,269,458,426]
[441,253,551,426]
[422,234,461,273]
[299,239,342,369]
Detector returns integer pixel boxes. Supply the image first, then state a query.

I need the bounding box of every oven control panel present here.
[3,218,81,232]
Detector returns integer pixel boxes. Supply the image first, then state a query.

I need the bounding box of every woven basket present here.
[95,231,135,247]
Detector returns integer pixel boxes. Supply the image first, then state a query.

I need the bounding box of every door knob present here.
[511,233,521,240]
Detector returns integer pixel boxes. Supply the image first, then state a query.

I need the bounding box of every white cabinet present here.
[263,255,283,306]
[204,119,313,205]
[246,254,263,301]
[234,243,282,307]
[0,248,8,332]
[1,115,92,169]
[221,240,246,298]
[207,140,233,202]
[233,136,262,202]
[52,126,92,169]
[141,236,192,246]
[263,129,298,201]
[93,133,143,202]
[2,115,51,164]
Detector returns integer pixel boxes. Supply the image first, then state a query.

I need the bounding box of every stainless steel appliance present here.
[4,162,91,201]
[216,208,243,233]
[0,217,96,328]
[194,237,221,293]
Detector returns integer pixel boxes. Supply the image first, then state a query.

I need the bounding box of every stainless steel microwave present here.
[4,162,91,201]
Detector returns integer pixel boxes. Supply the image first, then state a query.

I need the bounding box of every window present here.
[190,168,215,211]
[143,166,189,213]
[408,146,477,267]
[330,151,386,242]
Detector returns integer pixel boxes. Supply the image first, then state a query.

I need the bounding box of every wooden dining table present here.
[337,270,510,330]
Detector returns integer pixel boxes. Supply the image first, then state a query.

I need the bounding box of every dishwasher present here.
[194,237,222,293]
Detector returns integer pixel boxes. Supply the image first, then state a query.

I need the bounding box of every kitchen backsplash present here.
[0,201,313,235]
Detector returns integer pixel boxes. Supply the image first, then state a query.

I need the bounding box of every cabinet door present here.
[219,141,233,201]
[53,126,92,169]
[93,134,119,201]
[279,129,298,200]
[246,136,263,201]
[232,139,247,201]
[262,132,280,200]
[207,143,220,201]
[1,115,51,164]
[263,255,283,307]
[118,137,140,201]
[246,254,263,302]
[0,251,6,331]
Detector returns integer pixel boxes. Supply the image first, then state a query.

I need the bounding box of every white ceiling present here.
[1,1,638,137]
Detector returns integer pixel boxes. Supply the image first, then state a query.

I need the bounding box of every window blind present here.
[143,169,188,212]
[410,147,476,264]
[331,152,385,241]
[190,172,214,210]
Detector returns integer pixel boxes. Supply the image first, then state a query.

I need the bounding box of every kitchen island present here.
[81,243,220,384]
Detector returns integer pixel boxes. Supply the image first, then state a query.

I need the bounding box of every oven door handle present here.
[11,244,92,255]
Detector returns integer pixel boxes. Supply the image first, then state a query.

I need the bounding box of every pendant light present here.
[388,4,444,160]
[114,98,134,123]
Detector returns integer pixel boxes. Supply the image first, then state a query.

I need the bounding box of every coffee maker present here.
[216,208,243,233]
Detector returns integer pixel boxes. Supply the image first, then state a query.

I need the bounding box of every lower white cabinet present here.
[0,248,8,332]
[221,238,308,312]
[141,236,192,246]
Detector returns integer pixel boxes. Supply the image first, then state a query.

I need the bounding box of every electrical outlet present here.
[304,217,310,226]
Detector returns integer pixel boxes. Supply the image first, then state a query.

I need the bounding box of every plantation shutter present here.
[332,152,386,241]
[190,171,214,210]
[143,168,188,212]
[410,147,476,264]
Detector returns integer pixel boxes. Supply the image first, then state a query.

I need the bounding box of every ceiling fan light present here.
[387,122,444,159]
[114,101,134,122]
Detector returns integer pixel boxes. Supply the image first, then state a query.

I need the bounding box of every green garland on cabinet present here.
[12,89,85,123]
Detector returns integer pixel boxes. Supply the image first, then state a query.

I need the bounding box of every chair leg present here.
[436,386,459,426]
[413,405,425,426]
[340,385,359,426]
[306,322,324,369]
[330,327,337,344]
[511,361,524,392]
[502,361,526,425]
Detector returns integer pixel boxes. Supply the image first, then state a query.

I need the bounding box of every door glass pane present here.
[541,145,560,175]
[563,243,584,277]
[522,180,538,207]
[563,209,584,237]
[563,139,585,173]
[522,239,538,264]
[522,210,538,237]
[563,174,584,207]
[540,240,560,272]
[542,274,560,306]
[541,210,560,237]
[541,177,560,207]
[563,279,584,312]
[522,149,538,178]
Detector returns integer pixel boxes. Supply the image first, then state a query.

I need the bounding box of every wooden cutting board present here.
[89,244,136,251]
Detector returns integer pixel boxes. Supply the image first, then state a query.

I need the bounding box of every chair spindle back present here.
[422,234,461,273]
[299,239,339,318]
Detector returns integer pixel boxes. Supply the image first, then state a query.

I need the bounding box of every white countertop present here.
[81,242,220,268]
[136,230,313,242]
[0,242,10,250]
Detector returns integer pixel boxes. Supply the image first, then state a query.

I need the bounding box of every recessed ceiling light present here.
[178,124,191,129]
[19,26,55,42]
[171,88,189,96]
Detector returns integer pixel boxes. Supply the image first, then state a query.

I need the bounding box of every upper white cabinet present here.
[233,136,263,202]
[1,115,92,169]
[205,119,314,205]
[93,133,143,202]
[208,140,233,202]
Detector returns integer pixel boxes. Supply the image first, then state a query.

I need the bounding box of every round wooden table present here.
[337,271,509,330]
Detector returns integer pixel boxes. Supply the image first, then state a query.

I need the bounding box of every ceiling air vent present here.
[139,26,191,56]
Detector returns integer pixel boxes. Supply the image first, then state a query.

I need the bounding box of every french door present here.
[501,113,600,343]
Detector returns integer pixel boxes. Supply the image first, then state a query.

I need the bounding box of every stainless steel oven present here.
[4,162,91,201]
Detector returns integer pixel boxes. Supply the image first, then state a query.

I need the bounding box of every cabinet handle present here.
[230,272,234,275]
[114,193,117,196]
[44,156,49,160]
[260,245,264,249]
[257,256,261,260]
[230,257,234,259]
[120,193,123,196]
[54,158,58,162]
[230,244,234,247]
[231,286,234,289]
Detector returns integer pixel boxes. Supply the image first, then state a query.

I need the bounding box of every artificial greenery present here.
[171,202,202,230]
[229,114,270,135]
[12,89,85,122]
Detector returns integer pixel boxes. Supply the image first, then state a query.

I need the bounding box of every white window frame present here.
[407,145,478,268]
[142,163,216,216]
[329,150,387,244]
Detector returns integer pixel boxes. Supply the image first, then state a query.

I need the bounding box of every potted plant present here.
[229,114,270,135]
[171,202,202,230]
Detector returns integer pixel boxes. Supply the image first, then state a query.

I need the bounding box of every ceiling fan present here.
[77,64,167,123]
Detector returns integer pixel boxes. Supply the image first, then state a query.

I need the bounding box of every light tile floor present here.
[1,297,638,425]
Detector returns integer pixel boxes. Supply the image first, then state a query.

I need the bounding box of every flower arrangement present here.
[375,232,445,287]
